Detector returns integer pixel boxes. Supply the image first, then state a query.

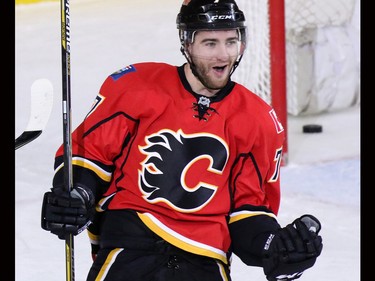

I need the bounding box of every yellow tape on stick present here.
[15,0,58,5]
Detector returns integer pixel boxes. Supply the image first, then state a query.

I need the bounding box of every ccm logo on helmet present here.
[210,15,235,20]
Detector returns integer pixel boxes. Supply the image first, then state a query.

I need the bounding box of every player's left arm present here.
[228,108,323,280]
[227,106,286,265]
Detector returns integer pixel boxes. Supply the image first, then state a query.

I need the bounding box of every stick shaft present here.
[60,0,75,280]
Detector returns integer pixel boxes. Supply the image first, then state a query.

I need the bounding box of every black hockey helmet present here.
[176,0,246,32]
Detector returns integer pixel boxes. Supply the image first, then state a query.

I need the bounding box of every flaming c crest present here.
[138,129,228,212]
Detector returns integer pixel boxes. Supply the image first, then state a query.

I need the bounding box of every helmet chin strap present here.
[180,46,214,90]
[181,48,201,80]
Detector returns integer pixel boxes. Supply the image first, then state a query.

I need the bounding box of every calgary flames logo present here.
[138,129,228,212]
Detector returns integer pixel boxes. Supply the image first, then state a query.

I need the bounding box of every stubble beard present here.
[193,59,232,90]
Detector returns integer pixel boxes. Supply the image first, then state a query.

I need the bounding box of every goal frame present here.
[269,0,288,165]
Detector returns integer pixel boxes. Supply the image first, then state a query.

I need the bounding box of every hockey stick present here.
[60,0,75,280]
[15,79,53,150]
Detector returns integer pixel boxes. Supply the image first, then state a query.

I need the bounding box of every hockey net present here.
[232,0,360,116]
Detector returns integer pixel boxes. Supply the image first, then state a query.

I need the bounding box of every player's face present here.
[188,29,241,90]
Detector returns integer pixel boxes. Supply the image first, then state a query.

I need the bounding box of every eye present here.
[205,41,216,47]
[227,39,238,46]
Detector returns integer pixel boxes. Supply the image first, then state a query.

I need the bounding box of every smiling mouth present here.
[213,65,227,73]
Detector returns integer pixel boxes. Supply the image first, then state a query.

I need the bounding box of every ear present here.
[240,42,246,55]
[185,43,193,56]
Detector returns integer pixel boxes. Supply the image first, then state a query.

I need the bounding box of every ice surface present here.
[15,1,360,280]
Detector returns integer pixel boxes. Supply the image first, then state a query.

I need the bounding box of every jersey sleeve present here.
[227,106,285,266]
[228,106,285,221]
[52,69,140,198]
[227,105,285,265]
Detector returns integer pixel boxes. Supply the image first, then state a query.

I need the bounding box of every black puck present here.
[302,124,323,133]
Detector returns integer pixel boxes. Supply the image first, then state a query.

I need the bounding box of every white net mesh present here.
[233,0,360,116]
[232,0,271,105]
[286,0,356,33]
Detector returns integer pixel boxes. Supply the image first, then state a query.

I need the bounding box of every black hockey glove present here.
[41,185,95,240]
[262,214,323,281]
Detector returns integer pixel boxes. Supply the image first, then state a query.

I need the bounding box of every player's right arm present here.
[41,68,139,239]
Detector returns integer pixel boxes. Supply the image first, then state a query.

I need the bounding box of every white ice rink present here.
[15,1,360,280]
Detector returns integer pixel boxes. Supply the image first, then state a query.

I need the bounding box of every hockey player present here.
[41,0,323,280]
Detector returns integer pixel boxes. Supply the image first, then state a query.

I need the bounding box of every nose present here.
[215,44,231,61]
[216,41,239,61]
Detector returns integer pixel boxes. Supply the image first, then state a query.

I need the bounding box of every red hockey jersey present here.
[54,62,285,264]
